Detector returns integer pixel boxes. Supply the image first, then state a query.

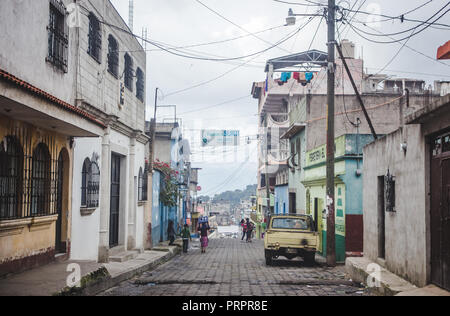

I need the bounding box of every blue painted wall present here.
[152,170,161,247]
[341,159,363,215]
[340,134,376,215]
[275,185,289,215]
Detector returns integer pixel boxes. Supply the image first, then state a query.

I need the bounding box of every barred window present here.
[107,35,119,78]
[124,53,133,91]
[138,167,148,201]
[81,158,100,208]
[47,1,68,72]
[0,136,23,220]
[31,143,51,216]
[136,67,144,102]
[88,13,102,63]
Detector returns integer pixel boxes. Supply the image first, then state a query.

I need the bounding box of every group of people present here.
[167,220,211,254]
[167,217,259,254]
[240,218,255,243]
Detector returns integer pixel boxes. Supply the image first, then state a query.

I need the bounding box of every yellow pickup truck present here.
[264,214,319,265]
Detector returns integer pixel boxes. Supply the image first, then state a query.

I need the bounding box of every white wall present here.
[71,137,102,260]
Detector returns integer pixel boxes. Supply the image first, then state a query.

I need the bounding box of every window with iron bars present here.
[31,143,52,216]
[138,167,148,201]
[107,35,119,78]
[0,136,23,220]
[0,131,61,221]
[124,53,133,91]
[47,1,68,72]
[136,67,145,102]
[81,158,100,208]
[88,13,102,63]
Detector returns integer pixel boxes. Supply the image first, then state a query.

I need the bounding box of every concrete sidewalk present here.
[346,257,450,296]
[0,245,180,296]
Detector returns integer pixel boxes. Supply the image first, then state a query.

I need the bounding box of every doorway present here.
[289,193,296,214]
[430,133,450,291]
[55,149,69,254]
[378,176,386,260]
[314,198,324,254]
[109,154,121,248]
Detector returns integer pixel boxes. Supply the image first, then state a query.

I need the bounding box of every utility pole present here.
[326,0,336,267]
[154,87,159,122]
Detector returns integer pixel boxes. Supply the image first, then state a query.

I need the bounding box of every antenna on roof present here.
[142,27,148,51]
[128,0,134,32]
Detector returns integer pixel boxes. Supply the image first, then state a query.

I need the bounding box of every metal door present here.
[109,154,121,248]
[431,133,450,291]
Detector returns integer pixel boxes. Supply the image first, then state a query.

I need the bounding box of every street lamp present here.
[286,7,324,26]
[286,9,296,26]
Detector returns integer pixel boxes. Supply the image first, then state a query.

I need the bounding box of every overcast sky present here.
[110,0,450,196]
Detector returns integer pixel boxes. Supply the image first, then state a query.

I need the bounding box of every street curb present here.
[345,257,417,296]
[55,247,181,296]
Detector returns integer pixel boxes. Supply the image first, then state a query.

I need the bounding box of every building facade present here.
[303,134,374,262]
[68,0,149,263]
[362,94,450,290]
[0,0,105,275]
[252,41,438,263]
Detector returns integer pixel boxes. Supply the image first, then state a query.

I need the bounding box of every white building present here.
[68,0,149,262]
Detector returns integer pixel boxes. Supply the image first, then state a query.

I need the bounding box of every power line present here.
[78,6,312,63]
[143,24,286,53]
[194,0,292,54]
[273,0,325,6]
[341,2,450,28]
[344,4,450,44]
[173,95,252,116]
[343,3,450,37]
[163,16,316,97]
[346,16,450,69]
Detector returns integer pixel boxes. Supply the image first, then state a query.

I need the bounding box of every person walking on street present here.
[198,221,210,253]
[181,224,192,253]
[240,219,247,241]
[168,220,176,246]
[261,219,267,239]
[246,218,254,243]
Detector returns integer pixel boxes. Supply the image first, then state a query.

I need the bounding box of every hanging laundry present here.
[305,72,314,83]
[293,72,300,81]
[280,72,291,83]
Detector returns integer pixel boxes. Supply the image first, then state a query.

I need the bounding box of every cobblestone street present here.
[100,238,369,296]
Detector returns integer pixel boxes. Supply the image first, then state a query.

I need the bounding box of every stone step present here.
[109,251,139,263]
[109,246,126,257]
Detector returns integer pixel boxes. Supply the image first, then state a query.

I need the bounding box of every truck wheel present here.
[265,250,273,266]
[304,252,316,266]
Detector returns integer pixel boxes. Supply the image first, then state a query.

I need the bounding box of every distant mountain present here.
[198,184,257,206]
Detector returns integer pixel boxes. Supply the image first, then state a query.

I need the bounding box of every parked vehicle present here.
[264,215,319,265]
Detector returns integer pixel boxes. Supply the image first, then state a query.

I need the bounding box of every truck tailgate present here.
[266,231,318,248]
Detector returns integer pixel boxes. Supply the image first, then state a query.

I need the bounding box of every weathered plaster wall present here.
[0,0,77,105]
[77,0,146,132]
[306,94,428,151]
[363,125,428,286]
